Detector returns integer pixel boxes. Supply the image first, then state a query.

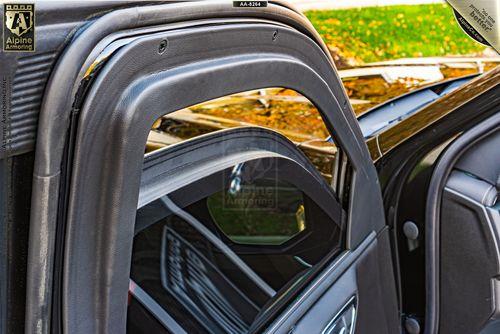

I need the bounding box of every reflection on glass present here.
[207,177,306,246]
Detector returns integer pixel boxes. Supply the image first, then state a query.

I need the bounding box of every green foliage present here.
[305,4,486,63]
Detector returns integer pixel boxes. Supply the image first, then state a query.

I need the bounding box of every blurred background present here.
[296,0,494,65]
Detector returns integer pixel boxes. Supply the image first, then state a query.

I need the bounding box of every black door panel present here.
[427,113,500,334]
[440,131,500,334]
[20,4,398,332]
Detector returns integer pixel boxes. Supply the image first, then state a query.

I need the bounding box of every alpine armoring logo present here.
[3,4,35,52]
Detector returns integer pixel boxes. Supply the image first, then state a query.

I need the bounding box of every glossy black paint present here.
[358,74,476,138]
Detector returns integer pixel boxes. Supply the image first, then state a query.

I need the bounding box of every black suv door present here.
[21,2,399,333]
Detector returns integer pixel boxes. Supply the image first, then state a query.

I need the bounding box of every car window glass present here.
[206,166,306,245]
[128,157,343,333]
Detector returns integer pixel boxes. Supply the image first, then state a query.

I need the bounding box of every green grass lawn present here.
[305,4,487,64]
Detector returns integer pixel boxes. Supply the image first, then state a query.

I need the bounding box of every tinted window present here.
[128,158,343,333]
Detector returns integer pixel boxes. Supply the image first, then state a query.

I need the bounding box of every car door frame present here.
[27,3,396,333]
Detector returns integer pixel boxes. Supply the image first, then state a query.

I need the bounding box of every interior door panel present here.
[54,22,396,333]
[427,114,500,334]
[24,3,331,331]
[440,129,500,334]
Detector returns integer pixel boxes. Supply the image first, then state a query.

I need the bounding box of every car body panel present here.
[367,66,500,161]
